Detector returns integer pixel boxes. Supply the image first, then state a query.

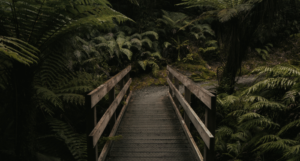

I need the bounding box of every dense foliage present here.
[0,0,300,160]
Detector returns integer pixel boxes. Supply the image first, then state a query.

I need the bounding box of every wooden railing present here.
[167,65,216,161]
[85,65,132,161]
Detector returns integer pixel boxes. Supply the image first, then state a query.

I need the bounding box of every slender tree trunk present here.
[219,19,248,94]
[14,64,37,161]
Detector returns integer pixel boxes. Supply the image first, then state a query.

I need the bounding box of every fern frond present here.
[217,126,234,136]
[35,86,63,110]
[138,61,146,70]
[0,36,39,65]
[227,141,241,156]
[256,135,281,145]
[130,33,142,40]
[244,95,268,103]
[141,37,153,48]
[241,78,296,95]
[120,48,132,60]
[228,110,248,117]
[48,118,87,161]
[283,90,300,104]
[281,144,300,161]
[231,131,250,142]
[56,86,92,94]
[219,95,240,107]
[249,101,285,111]
[141,31,159,40]
[164,42,172,48]
[254,139,297,154]
[56,93,85,106]
[278,120,300,136]
[239,113,279,129]
[252,65,300,77]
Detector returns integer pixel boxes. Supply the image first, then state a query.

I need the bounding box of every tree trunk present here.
[219,19,248,94]
[13,63,37,161]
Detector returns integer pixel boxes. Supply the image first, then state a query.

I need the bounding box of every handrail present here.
[167,65,216,161]
[85,65,132,161]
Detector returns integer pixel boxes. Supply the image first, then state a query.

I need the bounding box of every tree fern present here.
[0,36,39,65]
[178,0,257,23]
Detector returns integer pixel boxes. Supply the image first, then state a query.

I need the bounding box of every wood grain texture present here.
[168,92,203,161]
[98,91,132,161]
[90,78,132,147]
[167,78,214,149]
[88,65,131,108]
[167,65,214,109]
[106,91,197,161]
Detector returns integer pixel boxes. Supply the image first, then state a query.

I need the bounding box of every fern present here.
[241,78,296,95]
[249,101,285,111]
[254,139,298,154]
[177,0,259,28]
[244,95,268,103]
[35,86,64,110]
[48,118,87,161]
[0,36,39,65]
[277,120,300,136]
[238,113,279,129]
[217,126,234,137]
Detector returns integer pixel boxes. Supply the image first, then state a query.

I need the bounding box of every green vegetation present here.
[1,0,300,160]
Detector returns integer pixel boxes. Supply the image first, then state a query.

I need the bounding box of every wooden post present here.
[168,71,173,96]
[117,77,125,117]
[126,74,130,96]
[109,87,116,130]
[86,94,98,161]
[204,93,216,161]
[174,78,180,107]
[184,86,191,129]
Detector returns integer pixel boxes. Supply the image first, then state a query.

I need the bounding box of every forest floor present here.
[130,39,300,92]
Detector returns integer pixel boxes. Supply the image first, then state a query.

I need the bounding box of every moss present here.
[130,68,168,91]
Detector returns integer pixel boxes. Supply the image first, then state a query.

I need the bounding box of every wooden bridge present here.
[85,65,216,161]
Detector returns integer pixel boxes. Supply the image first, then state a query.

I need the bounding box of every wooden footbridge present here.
[85,65,216,161]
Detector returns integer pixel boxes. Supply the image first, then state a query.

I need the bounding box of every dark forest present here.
[1,0,300,161]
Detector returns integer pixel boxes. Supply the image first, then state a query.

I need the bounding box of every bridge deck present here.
[106,89,196,161]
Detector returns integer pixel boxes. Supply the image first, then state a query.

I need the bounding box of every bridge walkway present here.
[106,89,196,161]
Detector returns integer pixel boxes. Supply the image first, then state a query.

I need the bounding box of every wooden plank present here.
[88,65,131,108]
[167,78,213,148]
[167,65,214,109]
[89,78,132,147]
[204,93,216,161]
[168,92,203,161]
[98,91,132,161]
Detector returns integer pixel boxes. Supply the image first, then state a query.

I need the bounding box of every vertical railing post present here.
[86,94,98,161]
[184,86,191,129]
[125,73,130,96]
[174,77,180,107]
[109,87,116,130]
[168,71,173,96]
[116,77,125,117]
[204,93,216,161]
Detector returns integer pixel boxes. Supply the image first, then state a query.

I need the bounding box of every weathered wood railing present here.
[85,65,132,161]
[167,65,216,161]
